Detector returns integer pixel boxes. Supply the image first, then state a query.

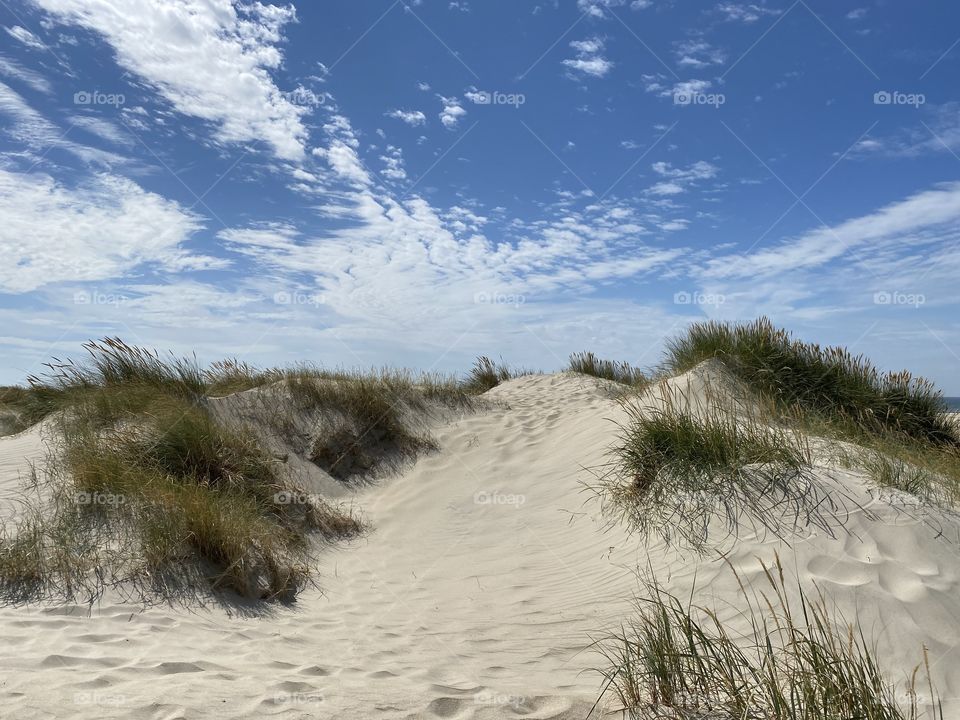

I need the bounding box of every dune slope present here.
[0,369,958,718]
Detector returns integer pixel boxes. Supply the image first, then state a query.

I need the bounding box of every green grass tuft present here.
[462,356,514,393]
[662,317,957,448]
[568,352,647,387]
[595,389,832,549]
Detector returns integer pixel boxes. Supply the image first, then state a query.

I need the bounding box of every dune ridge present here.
[0,363,958,717]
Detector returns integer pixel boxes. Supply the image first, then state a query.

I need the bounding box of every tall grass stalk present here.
[593,556,941,719]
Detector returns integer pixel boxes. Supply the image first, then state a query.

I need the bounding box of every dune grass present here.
[568,351,647,387]
[286,370,470,481]
[462,356,514,393]
[0,340,376,602]
[595,388,835,549]
[663,318,957,448]
[594,557,940,720]
[0,386,32,435]
[828,429,960,505]
[0,394,361,603]
[0,338,484,601]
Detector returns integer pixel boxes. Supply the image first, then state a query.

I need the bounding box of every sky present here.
[0,0,958,391]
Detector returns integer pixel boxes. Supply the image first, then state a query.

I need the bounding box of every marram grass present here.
[593,556,942,720]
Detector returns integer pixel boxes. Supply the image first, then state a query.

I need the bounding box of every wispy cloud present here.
[714,2,782,23]
[0,168,215,293]
[4,25,45,50]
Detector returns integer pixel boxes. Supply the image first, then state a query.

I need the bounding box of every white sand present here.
[1,370,959,718]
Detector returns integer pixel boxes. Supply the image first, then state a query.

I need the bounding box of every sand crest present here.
[0,370,958,718]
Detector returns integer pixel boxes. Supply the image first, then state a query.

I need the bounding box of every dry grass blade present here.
[593,556,942,719]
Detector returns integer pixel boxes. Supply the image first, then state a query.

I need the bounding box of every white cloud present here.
[314,141,372,187]
[674,40,726,68]
[847,8,867,20]
[563,37,613,78]
[439,95,466,129]
[645,161,718,197]
[852,104,960,158]
[0,54,52,93]
[570,38,605,54]
[715,2,782,23]
[4,26,45,50]
[380,145,407,181]
[0,168,214,292]
[648,182,685,196]
[577,0,650,17]
[653,160,719,181]
[642,75,714,99]
[0,80,128,166]
[703,182,960,279]
[70,115,133,147]
[387,109,427,126]
[30,0,309,162]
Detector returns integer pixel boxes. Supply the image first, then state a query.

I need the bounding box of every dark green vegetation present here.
[594,557,941,720]
[662,317,957,447]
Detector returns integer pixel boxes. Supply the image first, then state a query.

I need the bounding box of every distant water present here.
[945,397,960,412]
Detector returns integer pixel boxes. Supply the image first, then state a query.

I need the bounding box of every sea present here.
[945,397,960,412]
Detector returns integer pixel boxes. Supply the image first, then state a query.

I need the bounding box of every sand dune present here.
[1,369,959,718]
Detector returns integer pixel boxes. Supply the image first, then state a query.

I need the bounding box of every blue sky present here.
[1,1,958,391]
